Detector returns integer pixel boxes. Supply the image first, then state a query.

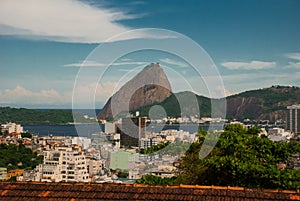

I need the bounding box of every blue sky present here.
[0,0,299,108]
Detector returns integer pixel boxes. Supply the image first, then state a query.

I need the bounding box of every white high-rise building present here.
[287,104,300,135]
[36,146,90,182]
[1,122,23,134]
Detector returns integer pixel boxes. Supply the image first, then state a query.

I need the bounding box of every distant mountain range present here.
[0,86,299,125]
[135,85,300,121]
[226,85,300,121]
[96,63,299,121]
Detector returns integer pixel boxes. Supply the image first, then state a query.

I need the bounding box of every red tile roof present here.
[0,182,299,201]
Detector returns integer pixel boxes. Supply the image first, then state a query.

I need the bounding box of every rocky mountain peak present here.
[97,63,172,120]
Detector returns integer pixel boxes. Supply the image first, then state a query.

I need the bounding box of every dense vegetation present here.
[0,143,43,171]
[176,124,300,189]
[133,92,211,118]
[0,107,94,124]
[21,132,33,138]
[133,86,300,120]
[136,175,176,185]
[136,125,300,189]
[227,85,299,114]
[138,142,171,154]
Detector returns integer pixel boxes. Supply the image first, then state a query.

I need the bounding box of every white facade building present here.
[1,122,23,134]
[36,146,90,182]
[72,137,91,150]
[140,138,158,149]
[105,122,116,134]
[287,104,300,135]
[268,128,285,135]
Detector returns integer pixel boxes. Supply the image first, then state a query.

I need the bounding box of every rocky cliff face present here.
[97,63,172,120]
[226,86,300,121]
[131,85,300,121]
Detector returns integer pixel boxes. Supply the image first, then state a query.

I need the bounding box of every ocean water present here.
[23,124,104,137]
[73,109,101,117]
[23,123,223,137]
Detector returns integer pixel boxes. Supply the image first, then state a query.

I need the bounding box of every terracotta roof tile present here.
[0,182,299,201]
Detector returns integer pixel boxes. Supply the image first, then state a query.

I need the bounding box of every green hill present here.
[226,85,300,120]
[133,91,211,118]
[0,107,94,125]
[133,86,300,121]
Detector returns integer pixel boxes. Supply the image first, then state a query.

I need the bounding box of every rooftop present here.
[287,104,300,109]
[1,182,300,201]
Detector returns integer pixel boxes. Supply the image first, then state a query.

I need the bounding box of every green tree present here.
[138,142,171,154]
[0,143,43,171]
[21,132,32,138]
[118,171,129,178]
[176,124,300,189]
[136,175,176,185]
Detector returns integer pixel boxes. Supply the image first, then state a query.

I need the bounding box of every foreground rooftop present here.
[0,182,300,201]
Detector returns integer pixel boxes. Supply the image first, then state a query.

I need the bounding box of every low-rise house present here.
[6,169,24,180]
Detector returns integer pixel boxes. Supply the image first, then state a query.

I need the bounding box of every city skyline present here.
[0,0,299,108]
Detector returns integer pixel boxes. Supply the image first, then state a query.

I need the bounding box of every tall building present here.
[1,122,23,134]
[120,117,147,147]
[35,146,90,182]
[287,104,300,135]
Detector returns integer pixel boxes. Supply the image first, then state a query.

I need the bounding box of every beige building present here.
[0,167,7,181]
[1,122,23,134]
[36,146,90,182]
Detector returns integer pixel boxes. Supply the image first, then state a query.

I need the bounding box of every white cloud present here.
[285,53,300,60]
[64,60,148,67]
[0,82,118,107]
[221,60,276,70]
[160,58,189,68]
[112,61,148,66]
[220,71,300,94]
[0,0,151,43]
[64,61,107,67]
[0,86,70,104]
[285,62,300,69]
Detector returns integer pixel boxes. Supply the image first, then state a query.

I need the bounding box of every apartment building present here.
[1,122,23,134]
[36,146,90,182]
[287,104,300,135]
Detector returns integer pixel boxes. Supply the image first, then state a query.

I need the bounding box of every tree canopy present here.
[176,124,300,189]
[0,107,94,125]
[0,143,43,171]
[136,175,176,185]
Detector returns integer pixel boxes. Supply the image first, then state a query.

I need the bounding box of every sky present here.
[0,0,299,108]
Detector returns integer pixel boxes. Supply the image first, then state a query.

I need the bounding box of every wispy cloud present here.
[64,61,106,67]
[0,82,119,107]
[0,0,153,43]
[221,60,276,70]
[160,58,189,68]
[285,62,300,69]
[285,53,300,60]
[112,61,148,66]
[0,86,69,104]
[64,60,148,67]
